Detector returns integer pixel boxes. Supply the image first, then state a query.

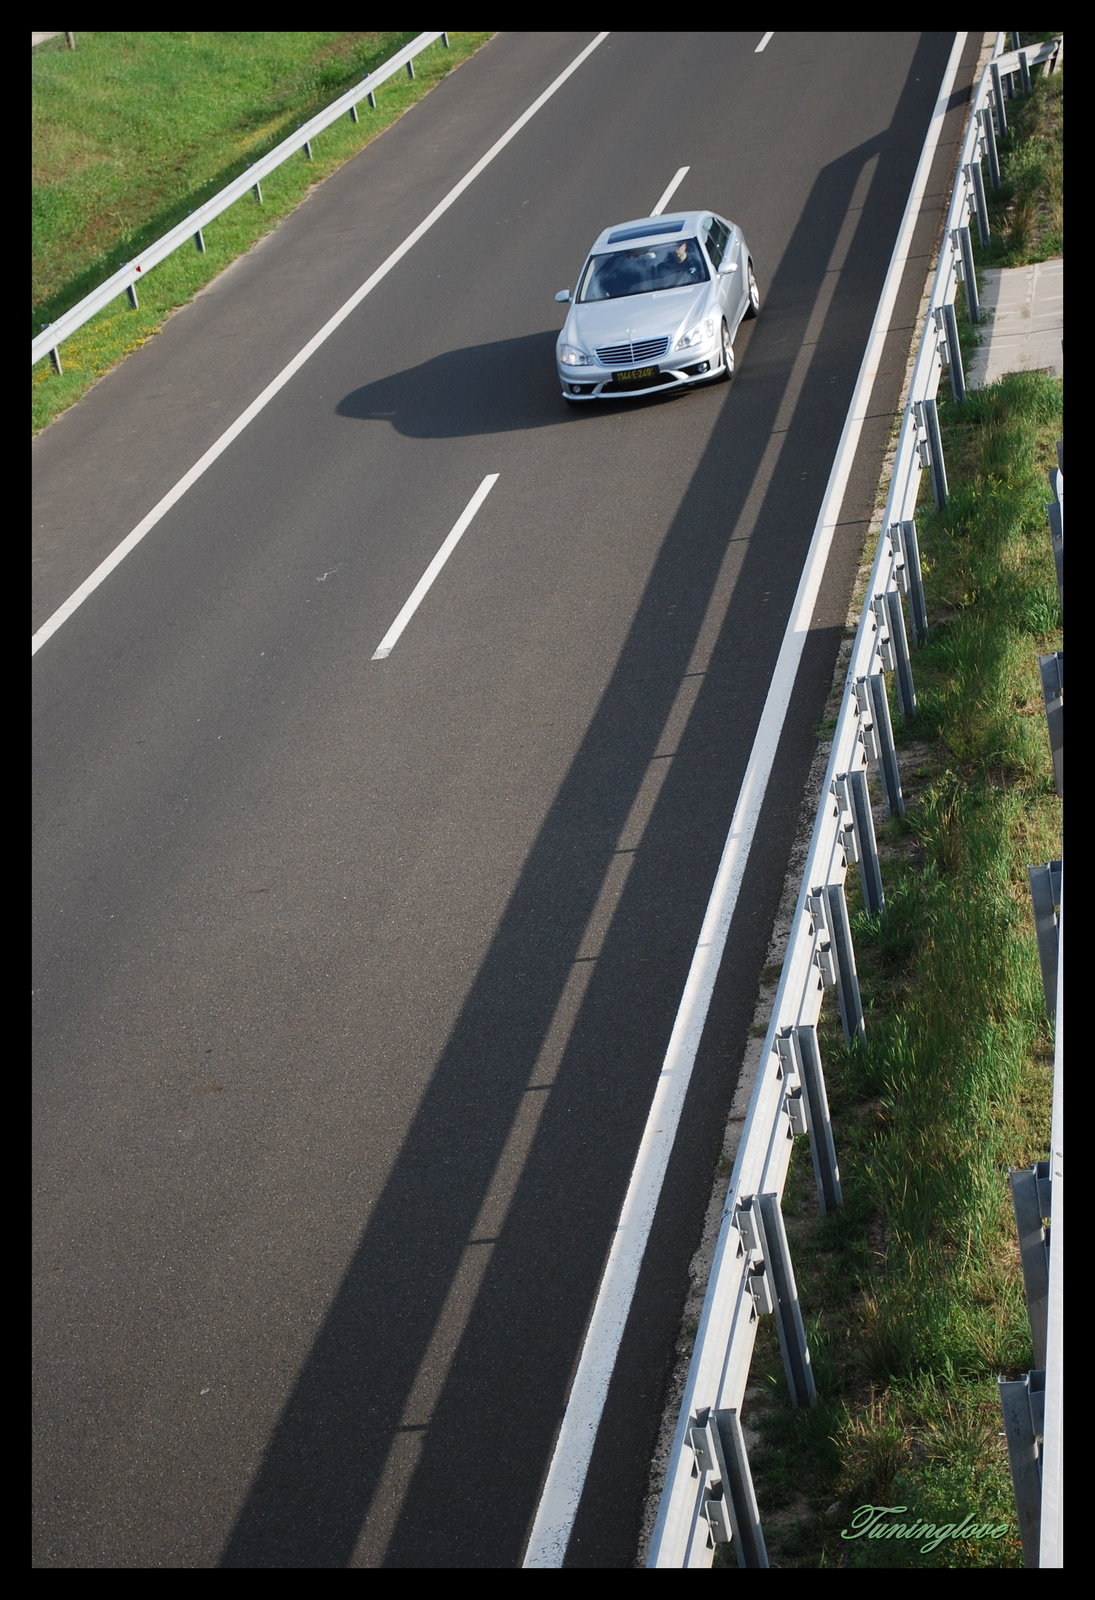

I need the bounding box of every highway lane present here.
[32,33,977,1567]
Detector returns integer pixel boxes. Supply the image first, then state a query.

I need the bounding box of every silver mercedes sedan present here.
[554,210,759,402]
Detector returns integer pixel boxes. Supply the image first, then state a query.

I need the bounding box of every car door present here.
[704,216,744,329]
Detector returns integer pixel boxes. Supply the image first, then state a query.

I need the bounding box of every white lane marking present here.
[523,29,969,1568]
[31,33,611,658]
[651,166,689,217]
[371,474,498,659]
[755,32,774,52]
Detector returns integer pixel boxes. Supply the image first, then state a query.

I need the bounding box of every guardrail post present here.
[303,139,313,161]
[687,1406,769,1567]
[966,160,990,245]
[892,519,928,645]
[349,101,359,123]
[884,590,916,721]
[937,301,966,402]
[126,282,139,310]
[1038,652,1063,797]
[1027,861,1062,1019]
[49,345,62,376]
[824,881,864,1044]
[980,105,1002,190]
[442,32,450,47]
[915,397,947,509]
[252,177,263,203]
[855,674,903,817]
[1019,50,1032,93]
[194,228,205,253]
[842,768,884,916]
[1009,1161,1051,1369]
[776,1026,843,1213]
[1047,462,1063,621]
[406,59,416,80]
[990,63,1008,134]
[738,1195,816,1408]
[999,1370,1045,1566]
[953,224,981,323]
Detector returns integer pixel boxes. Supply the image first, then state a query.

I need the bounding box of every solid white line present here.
[31,32,611,658]
[522,30,969,1568]
[371,475,498,659]
[651,166,689,217]
[755,32,774,52]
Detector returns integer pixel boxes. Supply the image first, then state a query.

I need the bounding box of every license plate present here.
[615,365,656,383]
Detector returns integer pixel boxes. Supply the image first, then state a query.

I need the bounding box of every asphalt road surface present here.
[33,32,978,1568]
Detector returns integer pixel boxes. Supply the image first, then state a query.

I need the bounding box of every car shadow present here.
[335,329,695,437]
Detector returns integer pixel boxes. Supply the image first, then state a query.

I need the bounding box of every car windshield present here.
[578,238,709,302]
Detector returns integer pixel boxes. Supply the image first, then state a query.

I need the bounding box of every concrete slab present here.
[967,257,1063,386]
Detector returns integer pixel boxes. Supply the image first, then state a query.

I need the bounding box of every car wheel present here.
[718,320,734,381]
[743,259,760,319]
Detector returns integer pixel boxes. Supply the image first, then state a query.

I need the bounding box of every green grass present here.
[735,47,1062,1561]
[976,41,1062,267]
[743,368,1060,1571]
[32,31,493,434]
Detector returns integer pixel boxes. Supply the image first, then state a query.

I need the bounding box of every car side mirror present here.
[555,289,572,303]
[719,260,739,275]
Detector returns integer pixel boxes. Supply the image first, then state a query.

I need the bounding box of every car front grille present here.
[595,337,670,366]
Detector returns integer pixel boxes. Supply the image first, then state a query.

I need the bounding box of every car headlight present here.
[675,318,715,350]
[558,344,592,367]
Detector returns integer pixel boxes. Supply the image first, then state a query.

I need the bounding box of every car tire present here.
[718,320,734,381]
[743,259,760,319]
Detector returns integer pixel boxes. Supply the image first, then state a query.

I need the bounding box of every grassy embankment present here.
[32,31,492,435]
[739,46,1062,1569]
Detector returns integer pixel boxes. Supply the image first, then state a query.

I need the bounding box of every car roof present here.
[588,211,720,252]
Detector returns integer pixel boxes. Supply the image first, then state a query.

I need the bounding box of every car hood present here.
[563,285,710,350]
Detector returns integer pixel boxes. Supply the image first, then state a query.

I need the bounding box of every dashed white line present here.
[755,32,774,53]
[651,166,690,217]
[371,475,498,659]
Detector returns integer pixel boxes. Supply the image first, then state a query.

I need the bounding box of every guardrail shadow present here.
[220,34,954,1569]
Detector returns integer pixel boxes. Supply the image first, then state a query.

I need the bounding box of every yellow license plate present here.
[616,366,656,383]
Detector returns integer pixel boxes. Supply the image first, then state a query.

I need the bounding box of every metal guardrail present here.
[32,31,450,372]
[648,32,1062,1569]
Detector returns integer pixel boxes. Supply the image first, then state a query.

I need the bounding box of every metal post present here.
[367,89,376,108]
[916,396,948,509]
[980,106,1001,191]
[252,179,263,203]
[303,139,313,162]
[442,32,450,47]
[1046,469,1063,621]
[864,673,903,817]
[884,590,916,721]
[688,1407,769,1567]
[1019,50,1031,93]
[824,881,864,1044]
[847,769,884,916]
[991,63,1008,134]
[1037,652,1063,797]
[755,1194,817,1408]
[194,228,205,253]
[954,224,981,323]
[127,282,139,310]
[967,160,990,245]
[999,1371,1045,1567]
[941,300,966,402]
[406,59,415,80]
[778,1025,843,1213]
[49,344,62,376]
[893,519,928,645]
[349,102,359,123]
[1009,1162,1051,1369]
[1027,861,1061,1019]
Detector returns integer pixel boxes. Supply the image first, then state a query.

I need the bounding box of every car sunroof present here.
[606,219,685,244]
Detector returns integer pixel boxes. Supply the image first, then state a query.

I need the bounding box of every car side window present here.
[702,217,725,270]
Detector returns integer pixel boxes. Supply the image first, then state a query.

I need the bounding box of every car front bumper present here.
[556,346,720,400]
